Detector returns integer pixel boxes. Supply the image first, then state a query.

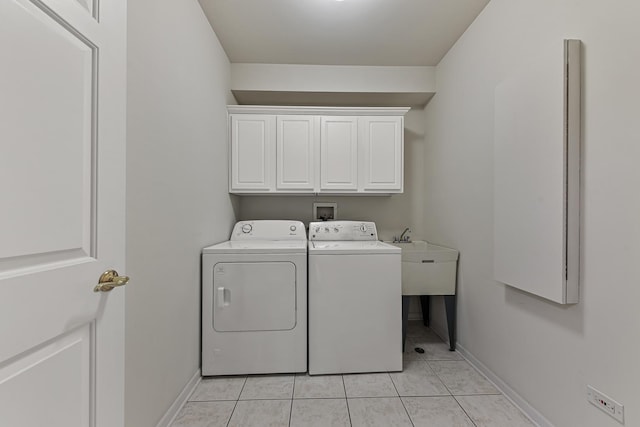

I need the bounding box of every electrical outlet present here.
[587,385,624,424]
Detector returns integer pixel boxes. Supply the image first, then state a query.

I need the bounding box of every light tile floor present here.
[172,322,536,427]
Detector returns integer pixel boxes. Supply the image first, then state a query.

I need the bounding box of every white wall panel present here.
[493,40,581,304]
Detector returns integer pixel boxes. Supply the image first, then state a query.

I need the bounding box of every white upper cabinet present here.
[276,115,318,191]
[227,106,408,195]
[359,116,403,192]
[320,116,359,192]
[229,114,276,192]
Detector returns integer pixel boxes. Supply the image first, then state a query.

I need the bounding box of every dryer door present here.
[213,262,297,332]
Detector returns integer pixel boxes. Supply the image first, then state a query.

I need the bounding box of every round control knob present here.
[324,227,330,232]
[333,227,339,233]
[360,224,367,232]
[241,224,252,234]
[290,225,297,232]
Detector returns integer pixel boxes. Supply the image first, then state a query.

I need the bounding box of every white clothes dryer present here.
[202,220,307,376]
[308,221,402,375]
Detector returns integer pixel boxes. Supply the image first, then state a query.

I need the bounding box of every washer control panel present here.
[231,220,306,241]
[309,221,378,241]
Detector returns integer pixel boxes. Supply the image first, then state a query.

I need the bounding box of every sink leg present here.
[419,295,430,327]
[402,296,410,352]
[444,295,456,351]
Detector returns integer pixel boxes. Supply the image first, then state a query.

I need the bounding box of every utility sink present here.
[386,240,459,295]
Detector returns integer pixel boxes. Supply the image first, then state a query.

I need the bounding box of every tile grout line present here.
[395,359,452,399]
[293,396,357,400]
[388,371,415,427]
[425,359,455,396]
[410,328,478,426]
[452,395,479,427]
[288,397,293,426]
[426,355,498,427]
[288,375,296,427]
[428,359,502,396]
[225,376,247,427]
[236,397,337,401]
[341,375,353,426]
[452,393,503,397]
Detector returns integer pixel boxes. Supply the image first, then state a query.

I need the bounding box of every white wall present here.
[231,64,436,94]
[126,1,237,426]
[239,108,427,242]
[424,1,640,426]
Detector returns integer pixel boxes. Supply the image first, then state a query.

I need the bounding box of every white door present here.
[320,116,358,191]
[276,115,317,192]
[358,116,404,192]
[0,0,126,426]
[230,114,276,192]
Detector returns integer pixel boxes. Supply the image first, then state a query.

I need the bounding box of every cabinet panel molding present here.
[320,116,358,191]
[359,116,403,192]
[276,115,317,191]
[229,114,276,191]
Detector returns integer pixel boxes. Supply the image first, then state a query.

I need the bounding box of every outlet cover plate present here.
[587,385,624,423]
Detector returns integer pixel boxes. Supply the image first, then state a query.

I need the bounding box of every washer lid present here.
[309,240,400,255]
[203,240,307,254]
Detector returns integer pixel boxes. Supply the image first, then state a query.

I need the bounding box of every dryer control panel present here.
[231,220,307,241]
[309,221,378,241]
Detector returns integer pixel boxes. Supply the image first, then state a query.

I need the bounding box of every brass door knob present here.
[94,269,130,292]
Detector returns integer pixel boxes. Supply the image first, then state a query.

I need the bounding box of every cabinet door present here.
[230,114,276,192]
[320,116,358,191]
[359,116,403,192]
[276,116,317,191]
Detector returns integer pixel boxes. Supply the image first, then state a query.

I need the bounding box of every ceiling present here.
[198,0,490,105]
[199,0,489,66]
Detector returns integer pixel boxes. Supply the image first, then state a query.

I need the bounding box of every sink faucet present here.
[394,228,411,243]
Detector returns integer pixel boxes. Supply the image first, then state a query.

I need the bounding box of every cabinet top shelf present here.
[227,105,410,116]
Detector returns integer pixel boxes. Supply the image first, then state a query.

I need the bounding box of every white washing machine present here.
[202,220,307,376]
[308,221,402,375]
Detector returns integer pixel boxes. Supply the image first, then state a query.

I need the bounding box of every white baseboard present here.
[156,369,201,427]
[456,343,553,427]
